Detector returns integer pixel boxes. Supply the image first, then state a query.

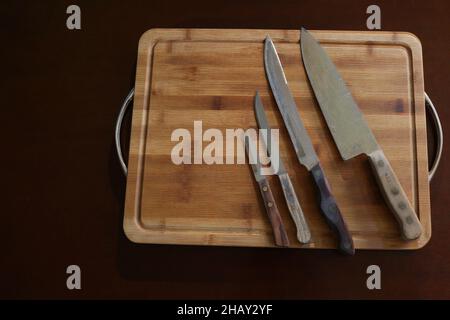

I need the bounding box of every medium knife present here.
[300,28,423,240]
[264,36,354,254]
[254,91,311,244]
[244,136,290,247]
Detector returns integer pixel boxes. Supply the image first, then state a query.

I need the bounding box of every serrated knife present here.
[300,28,422,240]
[254,91,311,244]
[264,36,354,254]
[244,136,290,247]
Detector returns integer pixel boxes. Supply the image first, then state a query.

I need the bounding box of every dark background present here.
[1,0,449,299]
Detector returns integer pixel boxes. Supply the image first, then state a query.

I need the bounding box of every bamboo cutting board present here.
[123,29,431,250]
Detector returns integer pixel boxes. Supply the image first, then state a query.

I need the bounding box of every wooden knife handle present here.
[257,179,290,247]
[310,163,354,255]
[368,149,423,240]
[278,173,311,244]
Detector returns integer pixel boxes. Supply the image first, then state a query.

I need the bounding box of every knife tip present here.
[264,35,272,44]
[300,27,309,43]
[300,27,312,50]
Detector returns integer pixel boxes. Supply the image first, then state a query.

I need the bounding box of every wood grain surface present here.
[124,29,430,250]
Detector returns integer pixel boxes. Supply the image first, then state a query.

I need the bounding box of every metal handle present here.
[114,89,443,180]
[425,92,443,181]
[115,88,134,175]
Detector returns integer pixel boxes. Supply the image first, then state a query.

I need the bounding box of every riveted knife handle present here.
[257,179,290,247]
[310,163,354,255]
[368,149,422,240]
[278,173,311,244]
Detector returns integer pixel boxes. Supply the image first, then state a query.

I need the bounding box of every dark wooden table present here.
[2,0,449,299]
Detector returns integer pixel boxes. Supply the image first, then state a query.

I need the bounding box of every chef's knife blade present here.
[300,28,422,240]
[264,36,354,254]
[254,92,311,244]
[244,137,289,247]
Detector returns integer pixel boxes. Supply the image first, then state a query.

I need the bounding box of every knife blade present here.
[300,28,422,240]
[244,136,290,247]
[264,36,354,254]
[254,91,311,244]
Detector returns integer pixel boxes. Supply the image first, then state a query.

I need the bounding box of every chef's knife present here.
[300,28,422,240]
[264,36,354,254]
[254,91,311,244]
[244,136,290,247]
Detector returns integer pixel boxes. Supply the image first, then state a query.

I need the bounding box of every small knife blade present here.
[264,36,354,254]
[244,137,289,247]
[254,91,311,244]
[300,28,422,240]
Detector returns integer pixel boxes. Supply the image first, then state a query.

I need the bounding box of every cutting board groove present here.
[124,29,430,250]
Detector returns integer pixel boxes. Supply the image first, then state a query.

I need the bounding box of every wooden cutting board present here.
[123,28,431,250]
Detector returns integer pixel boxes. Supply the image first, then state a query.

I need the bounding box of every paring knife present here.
[244,137,290,247]
[300,28,423,240]
[264,36,354,254]
[254,91,311,244]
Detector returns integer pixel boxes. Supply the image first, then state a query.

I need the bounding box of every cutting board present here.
[123,28,431,250]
